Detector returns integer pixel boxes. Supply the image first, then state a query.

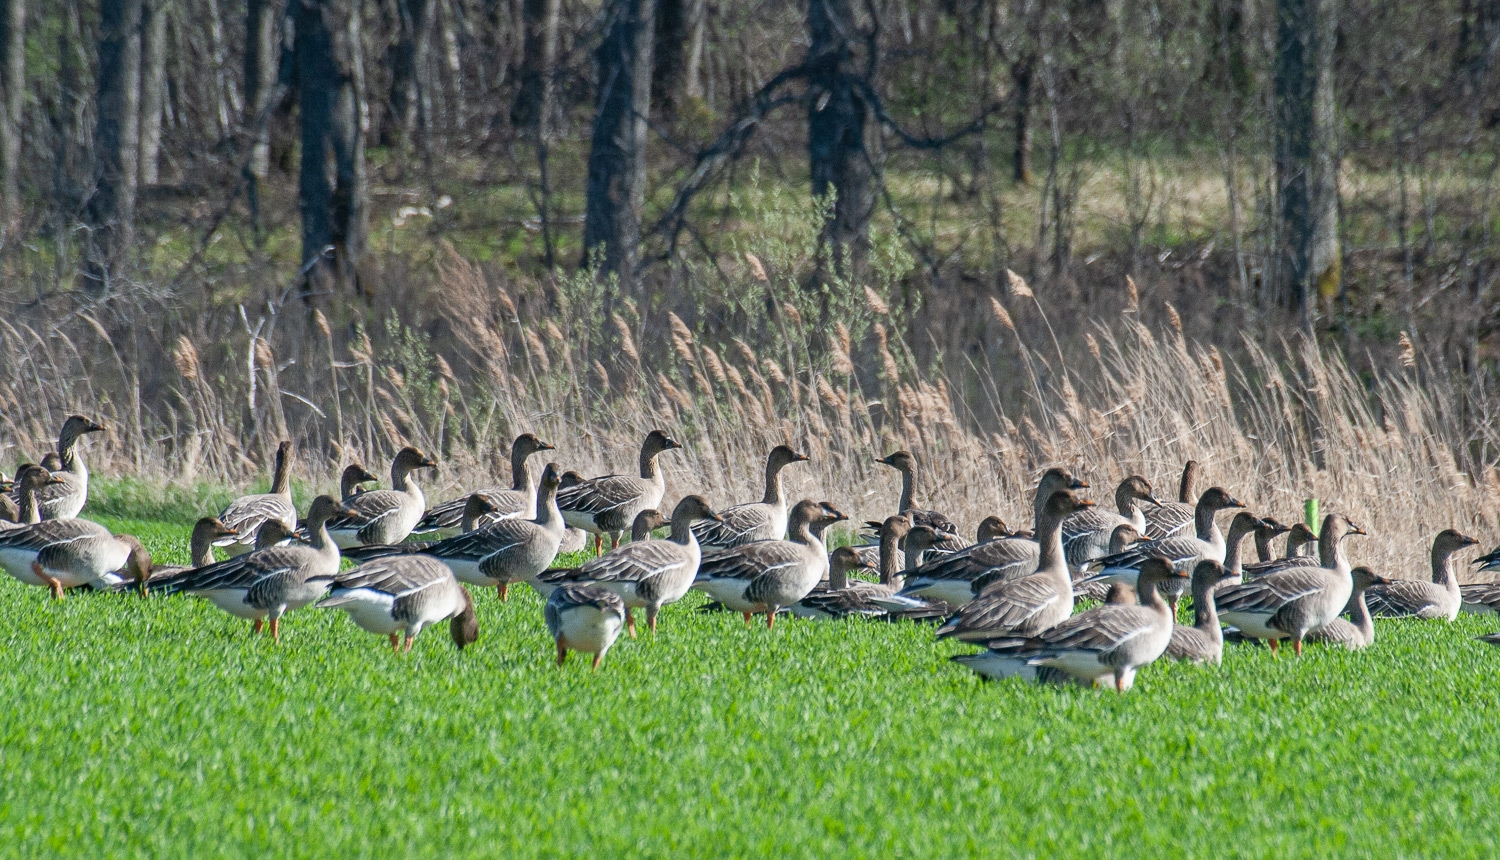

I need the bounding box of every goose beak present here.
[1071,478,1090,489]
[794,452,811,462]
[1146,495,1163,508]
[1226,495,1246,508]
[1348,523,1367,536]
[539,441,556,451]
[708,512,725,523]
[1463,534,1480,546]
[1077,499,1096,508]
[420,457,438,469]
[664,438,683,450]
[87,421,107,433]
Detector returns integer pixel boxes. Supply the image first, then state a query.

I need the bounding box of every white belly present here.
[327,591,404,636]
[1034,650,1114,683]
[0,547,44,585]
[196,589,266,620]
[951,651,1036,681]
[693,578,756,611]
[554,605,623,654]
[442,558,487,586]
[562,510,605,534]
[1218,611,1283,640]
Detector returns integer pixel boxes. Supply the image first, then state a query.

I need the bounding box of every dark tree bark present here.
[85,0,144,291]
[0,0,23,232]
[806,0,871,275]
[244,0,280,242]
[651,0,685,118]
[582,0,655,285]
[385,0,431,147]
[295,0,367,289]
[1274,0,1339,324]
[511,0,560,133]
[138,0,169,186]
[1010,54,1033,184]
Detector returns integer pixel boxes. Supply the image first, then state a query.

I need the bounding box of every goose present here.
[318,555,479,652]
[1363,529,1477,621]
[324,447,437,548]
[852,512,975,569]
[546,583,627,669]
[149,495,354,640]
[340,463,380,500]
[692,445,809,548]
[1305,567,1390,650]
[1213,513,1365,656]
[790,546,887,620]
[1242,522,1319,579]
[0,466,135,598]
[1143,460,1199,540]
[1219,512,1267,584]
[1087,487,1246,612]
[1252,517,1293,563]
[541,495,721,636]
[934,490,1095,643]
[893,468,1087,608]
[693,500,845,628]
[252,519,298,551]
[1072,524,1141,602]
[215,441,297,556]
[557,430,681,554]
[1163,560,1237,664]
[109,517,240,592]
[532,509,670,601]
[12,415,106,520]
[1061,475,1160,571]
[345,464,567,601]
[953,557,1185,691]
[413,433,555,536]
[0,463,51,531]
[874,450,956,534]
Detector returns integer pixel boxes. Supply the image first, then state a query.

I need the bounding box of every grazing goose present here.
[1072,524,1141,602]
[215,441,297,556]
[558,430,681,554]
[542,495,721,636]
[347,464,567,601]
[318,555,478,652]
[1363,529,1477,621]
[790,546,887,620]
[1213,513,1365,656]
[1163,561,1236,664]
[111,517,240,592]
[413,433,555,536]
[1305,567,1390,650]
[953,557,1185,691]
[324,447,437,548]
[1144,460,1200,540]
[13,415,106,520]
[150,495,354,640]
[692,445,809,548]
[693,500,845,628]
[875,450,956,533]
[1088,487,1246,612]
[546,583,627,669]
[1061,476,1160,572]
[894,468,1088,608]
[0,466,134,598]
[935,490,1095,643]
[340,463,380,500]
[1253,518,1293,563]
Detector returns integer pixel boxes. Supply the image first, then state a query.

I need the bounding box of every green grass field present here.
[3,509,1499,857]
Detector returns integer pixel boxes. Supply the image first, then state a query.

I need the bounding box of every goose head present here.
[558,470,585,490]
[828,545,875,588]
[1433,528,1480,559]
[1138,556,1190,602]
[1108,523,1141,554]
[876,450,916,474]
[1043,489,1094,520]
[975,516,1011,542]
[1285,522,1317,553]
[631,509,670,540]
[879,514,913,543]
[340,463,380,496]
[671,494,722,525]
[39,453,62,471]
[392,446,438,479]
[114,535,153,590]
[462,493,502,527]
[816,502,848,528]
[904,524,947,553]
[59,415,106,449]
[193,516,239,545]
[1256,517,1292,540]
[1350,566,1391,590]
[255,519,297,550]
[768,445,811,470]
[305,495,355,529]
[1196,487,1244,513]
[1190,559,1235,595]
[1104,581,1137,605]
[450,586,479,650]
[1117,475,1161,509]
[512,433,556,457]
[1039,467,1089,494]
[643,430,683,456]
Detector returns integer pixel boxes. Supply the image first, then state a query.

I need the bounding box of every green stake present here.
[1305,498,1319,535]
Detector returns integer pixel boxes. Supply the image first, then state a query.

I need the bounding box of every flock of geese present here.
[4,415,1500,689]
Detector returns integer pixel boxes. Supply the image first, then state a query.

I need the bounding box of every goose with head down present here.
[692,445,809,549]
[108,517,240,593]
[413,433,555,537]
[1213,513,1365,656]
[693,500,846,628]
[953,557,1185,691]
[12,415,106,520]
[1363,529,1477,621]
[323,447,437,549]
[215,441,297,556]
[148,495,354,640]
[893,468,1088,608]
[1305,567,1391,650]
[934,490,1096,643]
[546,583,627,669]
[557,430,681,554]
[541,495,721,636]
[318,555,478,652]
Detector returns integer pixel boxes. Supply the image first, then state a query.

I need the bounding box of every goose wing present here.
[691,503,773,547]
[1092,536,1207,573]
[1364,580,1444,618]
[903,537,1038,590]
[563,540,692,585]
[696,541,804,583]
[935,573,1065,641]
[414,488,527,534]
[556,475,647,518]
[0,518,109,552]
[324,490,408,531]
[217,494,297,543]
[1144,501,1194,541]
[1028,604,1159,654]
[1214,566,1330,614]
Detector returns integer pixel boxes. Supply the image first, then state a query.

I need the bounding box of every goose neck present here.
[879,534,902,587]
[1431,545,1459,588]
[761,459,786,507]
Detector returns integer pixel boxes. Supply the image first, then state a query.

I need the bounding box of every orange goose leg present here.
[555,640,568,667]
[591,652,603,670]
[1267,638,1279,656]
[31,562,63,600]
[389,633,400,652]
[253,618,264,636]
[498,582,509,602]
[625,609,637,639]
[742,612,753,626]
[766,610,777,630]
[1293,638,1303,657]
[269,617,281,642]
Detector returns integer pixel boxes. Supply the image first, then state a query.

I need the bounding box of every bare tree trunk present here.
[296,0,367,289]
[1010,55,1033,184]
[1274,0,1340,326]
[85,0,144,292]
[683,0,705,100]
[0,0,23,232]
[652,0,685,119]
[244,0,280,243]
[582,0,655,285]
[387,0,431,148]
[806,0,871,276]
[511,0,560,133]
[138,0,169,186]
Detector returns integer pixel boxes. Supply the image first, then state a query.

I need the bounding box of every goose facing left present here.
[324,447,438,548]
[318,555,479,652]
[216,441,297,556]
[0,465,136,598]
[11,415,106,520]
[150,495,355,640]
